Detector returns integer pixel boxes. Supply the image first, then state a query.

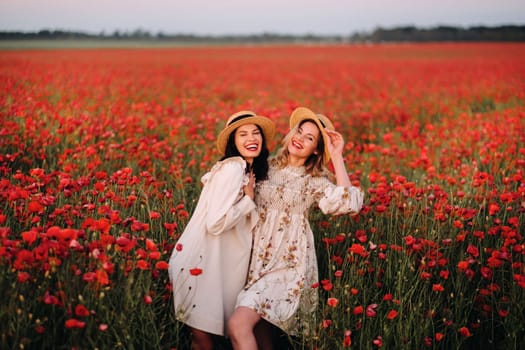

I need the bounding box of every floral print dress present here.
[235,164,364,334]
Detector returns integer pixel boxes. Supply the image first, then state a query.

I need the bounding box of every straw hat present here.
[216,111,275,155]
[289,107,334,164]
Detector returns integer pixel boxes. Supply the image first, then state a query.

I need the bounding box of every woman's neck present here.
[287,155,305,167]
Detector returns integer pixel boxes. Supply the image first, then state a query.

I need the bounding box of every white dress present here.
[168,157,258,336]
[235,164,364,334]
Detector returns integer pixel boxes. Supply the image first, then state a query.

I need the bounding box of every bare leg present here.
[190,327,214,350]
[254,319,274,350]
[228,306,261,350]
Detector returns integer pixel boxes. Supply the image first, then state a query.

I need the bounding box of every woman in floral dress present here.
[168,111,275,350]
[228,107,364,349]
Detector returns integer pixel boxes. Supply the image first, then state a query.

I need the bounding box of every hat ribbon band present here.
[318,117,326,128]
[228,113,256,126]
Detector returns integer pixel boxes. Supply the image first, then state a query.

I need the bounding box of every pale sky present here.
[1,0,524,35]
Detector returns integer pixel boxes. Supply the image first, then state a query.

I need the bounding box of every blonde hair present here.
[272,120,335,180]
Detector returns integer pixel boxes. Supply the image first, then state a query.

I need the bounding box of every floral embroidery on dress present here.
[236,163,364,335]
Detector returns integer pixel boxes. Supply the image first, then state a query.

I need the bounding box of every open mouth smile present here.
[291,139,303,149]
[245,143,259,151]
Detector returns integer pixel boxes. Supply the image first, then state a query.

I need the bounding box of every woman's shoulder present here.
[309,167,336,185]
[215,156,246,170]
[202,157,246,182]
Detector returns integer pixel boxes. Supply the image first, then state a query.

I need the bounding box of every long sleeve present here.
[203,158,256,235]
[316,177,364,216]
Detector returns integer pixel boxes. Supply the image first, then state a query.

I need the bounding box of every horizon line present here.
[1,23,525,37]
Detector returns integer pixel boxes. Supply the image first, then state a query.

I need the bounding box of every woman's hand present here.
[325,129,352,187]
[243,171,255,200]
[325,129,345,158]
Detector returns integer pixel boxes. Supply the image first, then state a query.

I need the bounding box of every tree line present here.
[1,25,524,42]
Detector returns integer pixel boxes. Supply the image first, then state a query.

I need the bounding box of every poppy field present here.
[1,43,524,349]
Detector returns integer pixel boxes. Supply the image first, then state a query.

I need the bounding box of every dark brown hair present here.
[220,125,270,180]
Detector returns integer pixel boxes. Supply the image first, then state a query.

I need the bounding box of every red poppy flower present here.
[43,292,61,306]
[466,244,479,258]
[149,211,161,219]
[96,269,109,285]
[488,203,500,216]
[386,309,398,320]
[353,305,364,315]
[487,256,503,268]
[457,261,469,271]
[458,326,471,337]
[375,204,387,213]
[420,272,432,280]
[453,220,463,229]
[136,260,150,270]
[343,330,352,347]
[148,251,161,260]
[83,272,97,283]
[27,200,43,213]
[322,282,333,291]
[145,238,158,251]
[372,336,383,347]
[155,261,169,270]
[348,243,367,257]
[17,271,31,283]
[93,218,111,234]
[189,268,202,276]
[21,230,38,246]
[65,318,86,329]
[440,270,450,279]
[366,304,378,317]
[75,304,90,317]
[432,284,445,292]
[498,309,509,317]
[403,235,415,246]
[327,298,338,307]
[164,222,178,235]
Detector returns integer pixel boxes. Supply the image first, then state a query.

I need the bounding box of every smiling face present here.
[234,123,263,164]
[287,120,321,164]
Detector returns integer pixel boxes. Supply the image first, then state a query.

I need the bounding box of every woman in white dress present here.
[228,107,364,350]
[168,111,275,350]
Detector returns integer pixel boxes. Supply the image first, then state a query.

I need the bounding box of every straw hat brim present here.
[289,107,334,164]
[216,114,275,155]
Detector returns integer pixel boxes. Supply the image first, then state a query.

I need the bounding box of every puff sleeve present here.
[316,177,364,216]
